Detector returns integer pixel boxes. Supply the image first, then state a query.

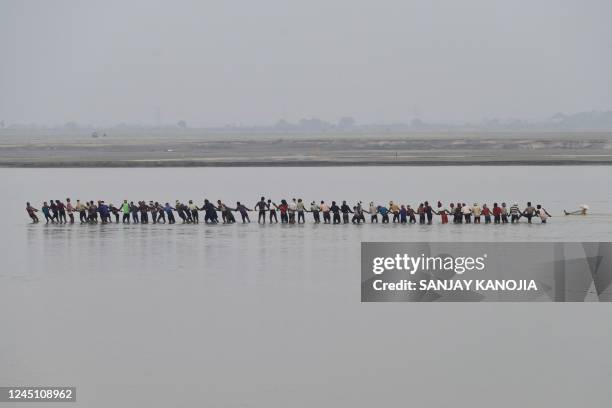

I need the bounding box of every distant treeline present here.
[2,110,612,133]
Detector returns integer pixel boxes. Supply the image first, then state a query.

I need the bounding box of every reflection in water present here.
[3,167,612,407]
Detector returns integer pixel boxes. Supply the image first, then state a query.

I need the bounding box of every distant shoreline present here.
[3,158,612,167]
[2,132,612,167]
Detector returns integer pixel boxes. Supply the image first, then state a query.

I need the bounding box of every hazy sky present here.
[1,0,611,126]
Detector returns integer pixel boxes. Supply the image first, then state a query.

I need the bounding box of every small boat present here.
[564,204,589,215]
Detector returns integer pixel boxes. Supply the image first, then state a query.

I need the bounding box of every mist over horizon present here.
[1,0,611,127]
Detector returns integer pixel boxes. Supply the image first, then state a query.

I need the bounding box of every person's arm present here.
[545,209,552,217]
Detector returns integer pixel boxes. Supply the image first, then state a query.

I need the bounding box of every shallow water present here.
[1,167,612,407]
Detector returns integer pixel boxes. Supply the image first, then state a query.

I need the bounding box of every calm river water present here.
[1,166,611,407]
